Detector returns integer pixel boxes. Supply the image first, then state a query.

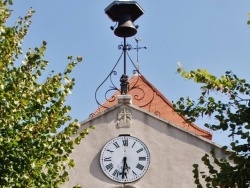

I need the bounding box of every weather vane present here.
[133,37,147,71]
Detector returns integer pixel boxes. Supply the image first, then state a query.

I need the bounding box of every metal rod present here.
[123,37,126,75]
[120,37,129,95]
[136,39,139,62]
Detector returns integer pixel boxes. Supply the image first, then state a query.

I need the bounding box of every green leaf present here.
[68,159,75,168]
[76,56,83,62]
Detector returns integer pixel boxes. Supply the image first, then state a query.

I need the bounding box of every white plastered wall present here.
[61,104,225,188]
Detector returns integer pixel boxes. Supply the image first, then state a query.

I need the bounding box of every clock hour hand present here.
[121,157,128,179]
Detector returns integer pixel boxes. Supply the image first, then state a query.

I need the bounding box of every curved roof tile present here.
[93,74,212,140]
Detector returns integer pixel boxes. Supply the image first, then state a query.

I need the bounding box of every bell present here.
[114,14,137,38]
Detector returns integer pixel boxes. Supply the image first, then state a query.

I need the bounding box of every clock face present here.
[100,135,150,183]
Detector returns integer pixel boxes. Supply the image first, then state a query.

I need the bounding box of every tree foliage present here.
[0,1,88,187]
[174,68,250,187]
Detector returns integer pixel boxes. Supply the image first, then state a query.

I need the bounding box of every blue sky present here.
[10,1,250,146]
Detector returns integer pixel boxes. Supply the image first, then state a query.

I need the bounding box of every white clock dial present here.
[100,135,150,183]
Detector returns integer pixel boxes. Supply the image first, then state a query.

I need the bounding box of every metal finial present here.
[120,74,129,94]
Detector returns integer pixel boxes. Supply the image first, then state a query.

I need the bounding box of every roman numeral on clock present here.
[139,157,146,161]
[104,157,111,161]
[113,142,120,149]
[136,163,144,171]
[112,169,119,177]
[122,139,128,146]
[131,141,136,148]
[136,148,143,153]
[106,163,114,172]
[106,149,114,153]
[132,170,137,176]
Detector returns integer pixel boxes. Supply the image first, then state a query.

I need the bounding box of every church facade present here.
[61,75,225,188]
[61,1,226,187]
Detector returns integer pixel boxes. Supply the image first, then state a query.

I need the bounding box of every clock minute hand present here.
[122,157,127,179]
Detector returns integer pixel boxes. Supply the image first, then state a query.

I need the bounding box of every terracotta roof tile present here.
[93,74,212,140]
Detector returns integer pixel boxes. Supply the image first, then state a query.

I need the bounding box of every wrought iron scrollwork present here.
[126,52,158,115]
[154,111,161,117]
[94,37,147,112]
[118,44,132,51]
[94,52,123,109]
